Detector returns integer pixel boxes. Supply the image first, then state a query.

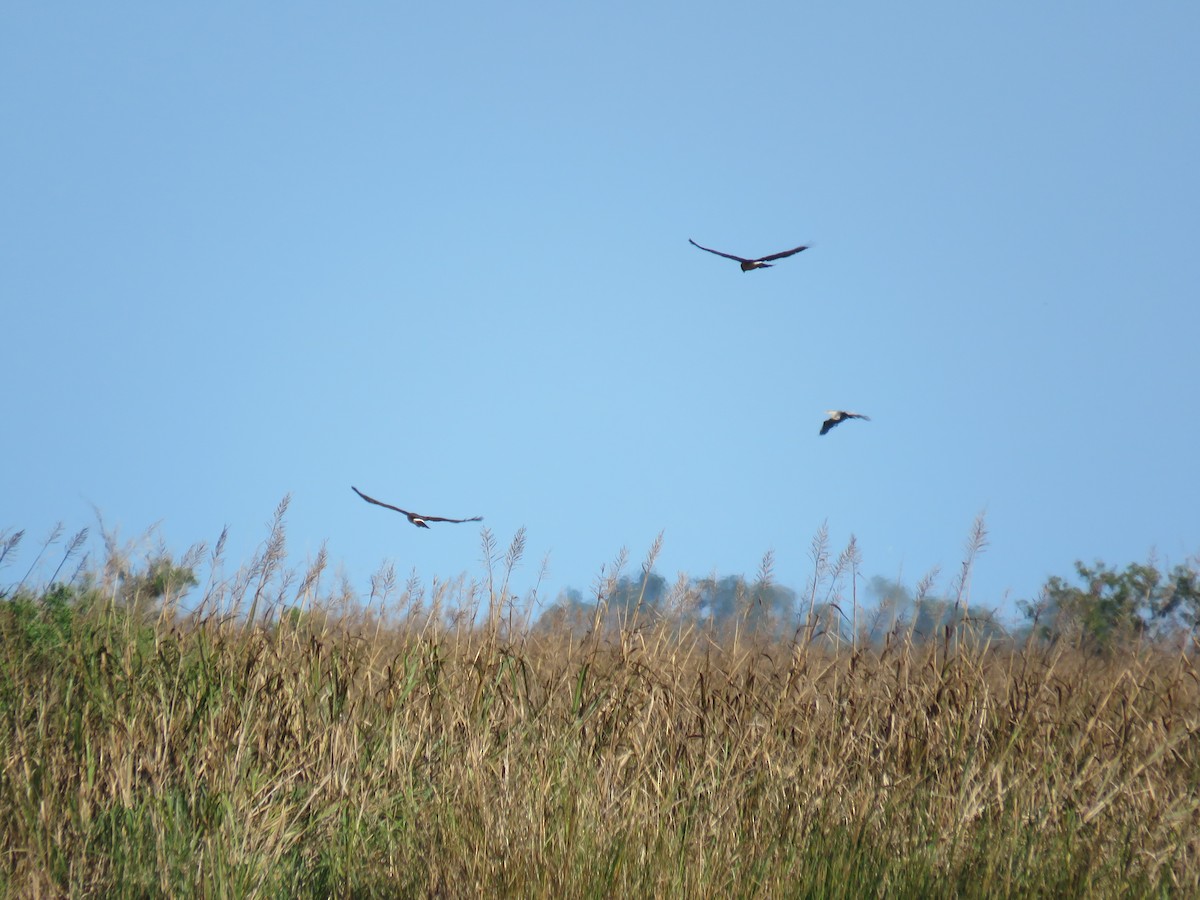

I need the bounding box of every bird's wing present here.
[351,486,414,518]
[419,514,484,524]
[844,412,870,421]
[820,418,837,435]
[688,239,750,263]
[757,244,810,263]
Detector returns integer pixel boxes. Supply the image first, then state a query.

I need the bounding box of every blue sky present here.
[3,2,1198,622]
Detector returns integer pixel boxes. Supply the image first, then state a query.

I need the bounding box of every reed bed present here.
[1,520,1198,897]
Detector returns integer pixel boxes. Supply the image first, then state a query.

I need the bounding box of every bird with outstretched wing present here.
[351,486,482,528]
[688,238,810,271]
[820,411,871,436]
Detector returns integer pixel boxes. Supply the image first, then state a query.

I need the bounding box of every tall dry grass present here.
[0,516,1198,897]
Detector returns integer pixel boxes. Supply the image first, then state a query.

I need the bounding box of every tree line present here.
[3,523,1198,653]
[537,559,1200,651]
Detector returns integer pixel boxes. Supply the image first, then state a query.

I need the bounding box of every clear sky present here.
[3,2,1198,622]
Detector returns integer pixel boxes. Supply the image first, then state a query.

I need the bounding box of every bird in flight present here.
[351,486,482,528]
[688,238,811,271]
[820,411,871,435]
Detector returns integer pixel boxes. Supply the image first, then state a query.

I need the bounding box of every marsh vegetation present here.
[1,509,1197,897]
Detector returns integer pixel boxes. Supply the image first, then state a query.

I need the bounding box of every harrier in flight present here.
[351,486,482,528]
[688,238,810,271]
[820,411,871,436]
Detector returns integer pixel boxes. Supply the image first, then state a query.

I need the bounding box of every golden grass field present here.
[1,517,1198,897]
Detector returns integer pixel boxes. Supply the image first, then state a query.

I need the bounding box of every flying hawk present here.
[820,411,870,435]
[688,238,810,271]
[351,486,482,528]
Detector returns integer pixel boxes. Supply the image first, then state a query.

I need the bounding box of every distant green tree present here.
[607,572,668,622]
[532,588,593,637]
[1148,564,1200,634]
[865,576,1008,645]
[535,572,797,637]
[864,576,916,641]
[116,555,197,616]
[1021,560,1200,652]
[534,574,668,637]
[694,575,795,636]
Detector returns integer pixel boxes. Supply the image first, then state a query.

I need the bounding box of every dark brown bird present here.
[820,410,870,435]
[351,486,482,528]
[688,238,810,271]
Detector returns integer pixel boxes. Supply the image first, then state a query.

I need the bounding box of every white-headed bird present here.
[820,411,870,436]
[352,486,482,528]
